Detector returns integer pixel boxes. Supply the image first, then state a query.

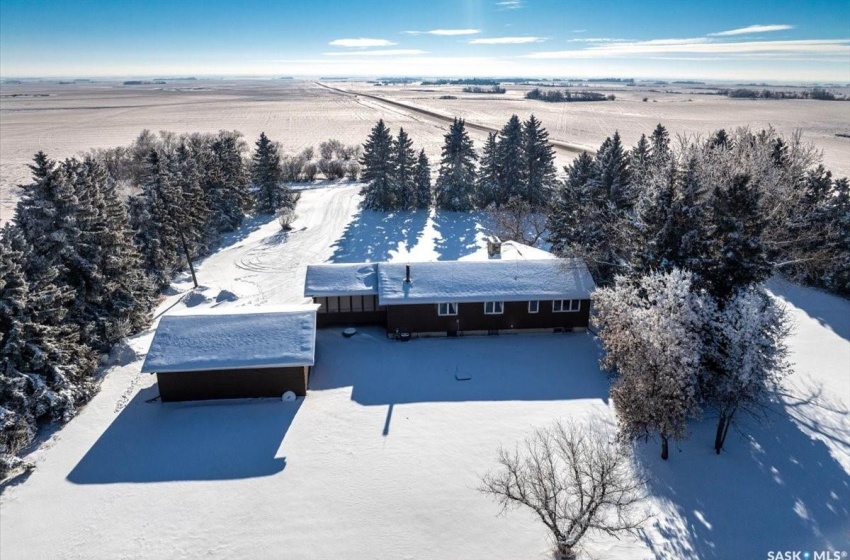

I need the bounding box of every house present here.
[141,305,317,402]
[304,242,596,337]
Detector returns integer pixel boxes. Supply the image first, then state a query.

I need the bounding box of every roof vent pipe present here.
[405,264,411,283]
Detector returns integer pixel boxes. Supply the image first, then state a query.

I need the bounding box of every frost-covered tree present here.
[412,149,432,209]
[702,287,790,453]
[594,269,706,460]
[522,114,557,208]
[359,119,396,210]
[495,114,524,206]
[594,131,632,211]
[205,131,251,233]
[0,226,96,476]
[480,420,646,559]
[435,118,477,211]
[391,127,417,209]
[251,132,284,214]
[476,132,499,208]
[701,173,770,300]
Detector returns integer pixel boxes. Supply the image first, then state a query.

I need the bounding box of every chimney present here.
[487,236,502,258]
[405,264,411,283]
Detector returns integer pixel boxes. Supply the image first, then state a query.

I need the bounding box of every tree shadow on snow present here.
[432,210,485,261]
[309,328,609,405]
[67,386,300,484]
[769,277,850,342]
[636,402,850,559]
[329,209,428,263]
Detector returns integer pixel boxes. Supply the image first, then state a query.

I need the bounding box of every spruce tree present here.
[434,118,477,211]
[649,124,671,163]
[359,119,396,210]
[495,115,524,206]
[594,131,631,211]
[174,143,213,256]
[413,149,432,209]
[392,127,417,209]
[702,174,770,300]
[205,131,251,233]
[476,132,499,208]
[251,132,284,214]
[547,152,596,255]
[522,114,557,208]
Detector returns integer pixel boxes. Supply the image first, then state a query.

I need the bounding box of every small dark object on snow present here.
[455,372,472,381]
[342,327,357,338]
[397,332,411,342]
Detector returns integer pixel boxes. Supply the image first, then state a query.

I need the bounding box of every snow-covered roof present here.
[377,259,595,305]
[141,304,318,373]
[304,263,378,297]
[458,240,557,262]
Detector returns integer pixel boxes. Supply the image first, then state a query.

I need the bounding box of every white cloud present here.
[567,37,628,43]
[709,24,794,36]
[323,49,427,57]
[571,29,587,33]
[526,38,850,59]
[405,29,481,36]
[328,38,397,48]
[496,0,524,9]
[469,36,547,45]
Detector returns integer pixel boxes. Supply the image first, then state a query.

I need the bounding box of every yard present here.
[1,184,847,559]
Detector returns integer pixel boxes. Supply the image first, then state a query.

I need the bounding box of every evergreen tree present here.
[594,131,631,210]
[174,143,213,256]
[0,226,96,474]
[495,115,524,206]
[547,152,598,255]
[701,174,770,300]
[649,124,671,163]
[391,127,417,209]
[629,134,651,182]
[435,118,478,211]
[205,131,251,233]
[412,149,432,209]
[134,150,187,287]
[251,132,284,214]
[359,119,396,210]
[522,115,557,208]
[476,133,499,208]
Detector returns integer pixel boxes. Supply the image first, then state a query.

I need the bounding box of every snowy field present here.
[3,79,849,224]
[1,184,848,559]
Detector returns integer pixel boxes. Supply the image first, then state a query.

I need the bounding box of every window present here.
[339,296,351,313]
[327,296,339,313]
[351,295,363,312]
[553,299,581,313]
[438,302,458,316]
[484,301,504,315]
[363,295,376,311]
[528,300,539,314]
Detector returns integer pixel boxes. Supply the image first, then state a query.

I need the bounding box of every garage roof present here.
[141,304,318,374]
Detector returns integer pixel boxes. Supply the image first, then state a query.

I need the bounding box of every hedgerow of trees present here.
[1,127,362,475]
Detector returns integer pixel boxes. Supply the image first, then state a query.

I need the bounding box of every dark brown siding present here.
[156,366,309,402]
[314,296,386,327]
[386,300,590,335]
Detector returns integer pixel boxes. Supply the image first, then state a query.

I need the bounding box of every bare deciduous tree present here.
[487,196,547,247]
[480,420,647,560]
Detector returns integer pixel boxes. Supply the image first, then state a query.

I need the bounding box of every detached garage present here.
[141,305,318,402]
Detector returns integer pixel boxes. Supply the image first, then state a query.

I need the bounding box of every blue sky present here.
[1,0,848,81]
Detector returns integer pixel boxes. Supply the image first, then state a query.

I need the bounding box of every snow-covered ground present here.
[1,184,848,559]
